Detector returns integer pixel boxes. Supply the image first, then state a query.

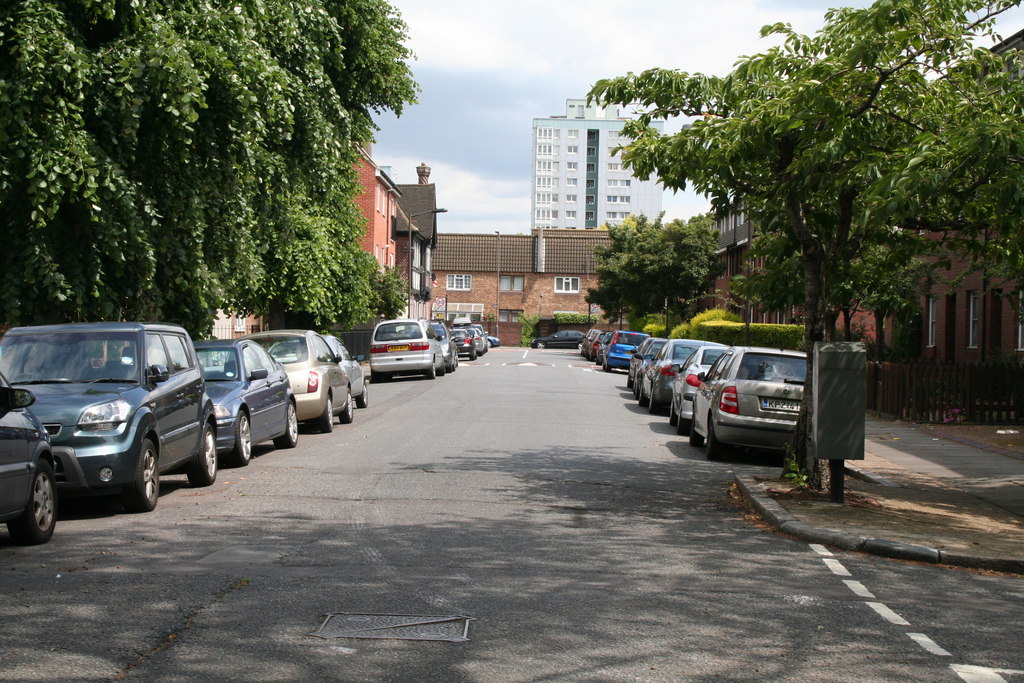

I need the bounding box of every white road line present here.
[822,558,851,576]
[951,664,1022,682]
[866,601,911,626]
[907,632,951,657]
[522,350,529,359]
[842,580,875,599]
[809,544,833,556]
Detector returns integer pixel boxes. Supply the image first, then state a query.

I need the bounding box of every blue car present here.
[602,330,649,372]
[195,339,298,468]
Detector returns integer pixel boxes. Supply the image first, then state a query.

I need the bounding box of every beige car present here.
[244,330,352,433]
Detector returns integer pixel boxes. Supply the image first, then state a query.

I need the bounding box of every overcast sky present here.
[370,1,1024,234]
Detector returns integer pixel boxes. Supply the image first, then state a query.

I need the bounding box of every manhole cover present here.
[311,613,473,642]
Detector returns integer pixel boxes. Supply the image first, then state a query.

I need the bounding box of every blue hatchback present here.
[602,330,649,372]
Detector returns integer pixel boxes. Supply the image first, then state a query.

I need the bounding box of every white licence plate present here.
[761,398,801,412]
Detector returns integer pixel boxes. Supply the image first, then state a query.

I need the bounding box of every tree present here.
[587,214,720,328]
[370,266,410,320]
[590,0,1023,487]
[0,0,417,335]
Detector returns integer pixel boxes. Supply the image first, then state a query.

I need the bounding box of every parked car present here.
[628,337,667,391]
[601,330,648,372]
[531,329,586,349]
[428,321,459,373]
[323,335,371,407]
[450,329,478,360]
[580,329,602,359]
[487,336,500,348]
[593,331,614,366]
[245,330,352,433]
[195,339,299,468]
[669,345,729,436]
[640,339,726,413]
[0,371,57,544]
[689,346,807,460]
[451,318,487,356]
[0,322,218,513]
[369,319,446,381]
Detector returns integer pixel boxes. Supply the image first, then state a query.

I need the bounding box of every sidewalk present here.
[736,417,1024,573]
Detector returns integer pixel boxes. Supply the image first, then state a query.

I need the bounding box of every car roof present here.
[5,321,185,335]
[730,345,806,357]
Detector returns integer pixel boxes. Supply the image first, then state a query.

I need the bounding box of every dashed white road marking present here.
[809,544,833,556]
[842,579,875,599]
[907,632,951,656]
[951,664,1024,682]
[866,601,910,626]
[522,350,529,360]
[822,558,851,576]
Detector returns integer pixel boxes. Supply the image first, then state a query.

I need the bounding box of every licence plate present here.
[388,345,410,352]
[761,398,801,412]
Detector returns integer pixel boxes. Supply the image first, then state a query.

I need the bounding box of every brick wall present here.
[433,270,601,322]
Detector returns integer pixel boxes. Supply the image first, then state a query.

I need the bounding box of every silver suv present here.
[370,319,445,381]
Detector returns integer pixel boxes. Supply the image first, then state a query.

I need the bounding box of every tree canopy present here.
[0,0,417,335]
[590,0,1024,483]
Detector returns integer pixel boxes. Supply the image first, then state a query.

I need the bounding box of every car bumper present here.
[714,413,796,451]
[213,416,238,453]
[370,354,434,375]
[294,389,328,422]
[606,352,632,368]
[49,426,141,493]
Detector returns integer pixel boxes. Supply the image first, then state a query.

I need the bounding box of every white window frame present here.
[608,162,621,171]
[565,194,577,203]
[554,276,580,294]
[566,178,578,187]
[566,161,578,171]
[967,290,980,348]
[499,275,524,291]
[565,210,576,219]
[536,176,553,189]
[927,296,937,348]
[447,274,473,291]
[567,145,578,154]
[568,130,579,139]
[537,143,554,156]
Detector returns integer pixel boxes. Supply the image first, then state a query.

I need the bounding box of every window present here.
[555,277,580,293]
[586,179,595,189]
[967,290,980,348]
[587,146,596,157]
[537,127,557,140]
[537,176,553,189]
[565,194,577,203]
[537,143,554,156]
[585,211,595,222]
[566,162,578,171]
[587,130,597,141]
[586,163,596,173]
[565,210,576,219]
[567,146,578,154]
[499,310,522,323]
[500,275,524,291]
[536,193,553,204]
[607,162,621,171]
[163,334,193,373]
[927,296,937,347]
[568,130,578,139]
[535,209,556,221]
[566,178,578,187]
[447,274,472,291]
[536,160,557,173]
[586,195,595,205]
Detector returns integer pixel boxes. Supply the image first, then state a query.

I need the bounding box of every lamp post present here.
[495,230,501,341]
[406,208,447,318]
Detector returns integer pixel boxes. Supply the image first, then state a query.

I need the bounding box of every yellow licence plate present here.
[388,345,410,352]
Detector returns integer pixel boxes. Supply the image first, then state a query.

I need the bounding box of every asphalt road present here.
[2,346,1023,682]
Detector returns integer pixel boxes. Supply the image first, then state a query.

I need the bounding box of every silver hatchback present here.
[689,346,807,460]
[369,319,445,381]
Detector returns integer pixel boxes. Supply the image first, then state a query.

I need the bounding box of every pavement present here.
[735,416,1024,574]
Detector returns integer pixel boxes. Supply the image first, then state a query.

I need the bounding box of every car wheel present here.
[338,389,354,424]
[603,360,611,372]
[123,438,160,513]
[677,417,692,437]
[355,381,369,409]
[469,348,477,361]
[626,373,634,389]
[187,421,218,487]
[648,394,661,414]
[638,383,650,407]
[273,401,299,449]
[437,357,446,377]
[633,381,641,400]
[6,460,57,545]
[706,418,726,461]
[225,410,252,468]
[669,401,678,427]
[317,393,335,433]
[688,421,705,447]
[424,362,437,380]
[537,341,547,349]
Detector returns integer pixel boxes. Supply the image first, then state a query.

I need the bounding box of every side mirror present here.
[249,368,269,381]
[0,386,36,410]
[670,364,681,374]
[148,365,170,384]
[355,354,366,362]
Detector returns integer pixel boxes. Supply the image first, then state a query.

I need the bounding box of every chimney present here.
[416,162,431,184]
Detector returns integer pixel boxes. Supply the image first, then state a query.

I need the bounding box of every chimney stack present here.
[416,162,431,184]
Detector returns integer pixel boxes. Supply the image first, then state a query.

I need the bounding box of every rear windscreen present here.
[375,323,424,342]
[252,336,308,364]
[671,344,699,360]
[737,354,806,382]
[616,333,646,346]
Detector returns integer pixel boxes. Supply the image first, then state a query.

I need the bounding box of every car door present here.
[694,350,734,436]
[146,332,201,467]
[240,343,276,443]
[0,378,33,517]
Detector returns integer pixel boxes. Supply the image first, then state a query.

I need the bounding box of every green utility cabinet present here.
[812,342,866,461]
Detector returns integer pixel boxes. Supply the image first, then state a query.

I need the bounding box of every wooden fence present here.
[866,361,1024,424]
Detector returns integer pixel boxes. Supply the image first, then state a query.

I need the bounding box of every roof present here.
[433,230,611,274]
[396,184,440,241]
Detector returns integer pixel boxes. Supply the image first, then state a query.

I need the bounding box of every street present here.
[2,346,1023,682]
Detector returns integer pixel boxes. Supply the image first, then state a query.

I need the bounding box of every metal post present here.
[495,230,501,341]
[829,459,845,504]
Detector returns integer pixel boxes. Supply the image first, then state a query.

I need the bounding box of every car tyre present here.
[676,417,692,437]
[123,438,160,513]
[437,358,446,377]
[705,418,726,461]
[424,362,437,380]
[187,421,218,487]
[469,348,477,361]
[273,401,299,449]
[537,341,547,349]
[225,410,252,468]
[638,383,650,407]
[688,422,705,447]
[648,395,661,414]
[6,460,57,545]
[317,393,335,433]
[355,381,369,409]
[626,373,634,389]
[603,361,611,373]
[669,401,678,427]
[338,389,354,424]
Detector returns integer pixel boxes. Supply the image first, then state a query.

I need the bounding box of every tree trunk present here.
[874,310,885,360]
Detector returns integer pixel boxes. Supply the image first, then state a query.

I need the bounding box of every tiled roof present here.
[396,184,439,238]
[434,230,611,274]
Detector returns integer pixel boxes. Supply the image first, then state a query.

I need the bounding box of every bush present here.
[671,308,741,339]
[520,313,539,347]
[553,312,596,325]
[692,321,805,349]
[643,322,667,337]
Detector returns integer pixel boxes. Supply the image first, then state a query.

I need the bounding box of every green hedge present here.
[553,312,596,325]
[690,321,805,349]
[670,308,741,339]
[643,322,667,337]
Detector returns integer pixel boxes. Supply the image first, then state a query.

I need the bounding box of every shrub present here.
[553,312,595,325]
[672,308,741,339]
[693,321,805,349]
[643,322,667,337]
[520,313,539,347]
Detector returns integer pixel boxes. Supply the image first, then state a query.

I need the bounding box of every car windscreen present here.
[736,353,806,383]
[616,333,646,346]
[701,348,726,366]
[196,347,240,381]
[252,336,308,364]
[645,340,667,358]
[375,322,424,341]
[0,331,140,383]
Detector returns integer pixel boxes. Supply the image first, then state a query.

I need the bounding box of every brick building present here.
[432,229,612,342]
[396,163,443,320]
[353,145,400,269]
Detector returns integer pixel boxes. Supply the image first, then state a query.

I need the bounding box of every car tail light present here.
[408,343,430,351]
[660,365,675,377]
[370,344,389,354]
[307,370,320,393]
[686,373,702,387]
[720,386,739,414]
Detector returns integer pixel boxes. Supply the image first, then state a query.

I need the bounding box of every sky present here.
[370,1,1024,234]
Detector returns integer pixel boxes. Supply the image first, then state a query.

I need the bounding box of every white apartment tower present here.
[531,98,664,230]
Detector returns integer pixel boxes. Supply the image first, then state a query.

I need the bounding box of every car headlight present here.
[79,399,132,431]
[214,404,232,419]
